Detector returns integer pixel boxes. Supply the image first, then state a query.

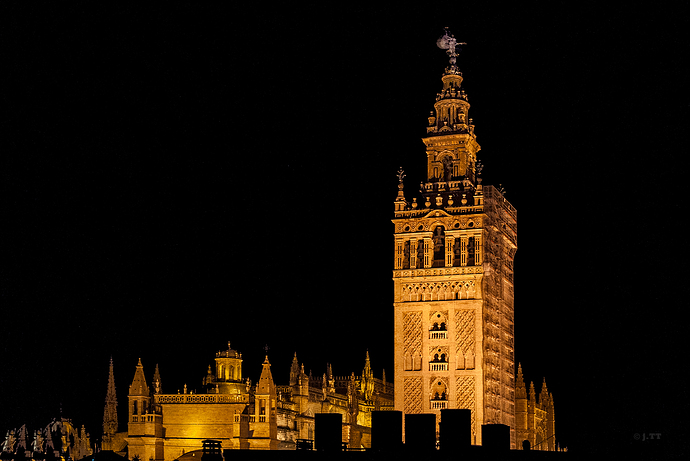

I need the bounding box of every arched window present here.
[413,351,422,370]
[429,312,448,340]
[404,352,412,371]
[467,236,476,266]
[456,353,465,370]
[417,240,425,269]
[430,312,447,330]
[430,381,447,400]
[432,226,445,267]
[453,238,463,267]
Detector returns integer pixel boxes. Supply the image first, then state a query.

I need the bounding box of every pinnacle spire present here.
[539,377,549,404]
[129,358,149,397]
[103,357,118,445]
[516,363,526,399]
[256,355,275,396]
[363,350,372,376]
[361,350,374,401]
[152,363,162,394]
[289,352,300,386]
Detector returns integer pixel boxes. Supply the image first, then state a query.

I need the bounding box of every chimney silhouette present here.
[481,424,510,450]
[405,414,436,451]
[439,409,471,450]
[315,413,342,452]
[372,411,403,452]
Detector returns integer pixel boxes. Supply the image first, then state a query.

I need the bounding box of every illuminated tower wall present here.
[392,35,517,447]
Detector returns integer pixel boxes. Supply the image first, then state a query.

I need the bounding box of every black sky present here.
[2,3,688,458]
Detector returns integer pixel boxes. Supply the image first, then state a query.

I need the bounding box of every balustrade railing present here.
[429,331,447,340]
[430,400,448,410]
[155,393,248,404]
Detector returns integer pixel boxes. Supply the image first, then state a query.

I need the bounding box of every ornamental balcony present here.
[429,362,448,371]
[429,330,447,340]
[430,400,448,410]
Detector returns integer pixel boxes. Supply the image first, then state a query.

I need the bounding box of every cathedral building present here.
[392,29,556,450]
[107,30,557,456]
[117,343,392,459]
[515,364,556,451]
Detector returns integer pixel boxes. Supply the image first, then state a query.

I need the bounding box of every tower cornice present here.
[422,133,479,150]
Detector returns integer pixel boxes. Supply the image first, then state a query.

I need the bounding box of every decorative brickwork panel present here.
[456,376,476,441]
[400,280,477,302]
[403,378,423,414]
[403,311,423,353]
[455,309,475,356]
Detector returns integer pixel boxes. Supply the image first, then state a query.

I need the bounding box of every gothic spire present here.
[516,363,526,399]
[539,377,550,405]
[361,350,374,401]
[363,350,372,378]
[103,357,118,438]
[129,358,149,397]
[529,381,536,403]
[289,352,299,386]
[152,364,162,394]
[256,355,275,396]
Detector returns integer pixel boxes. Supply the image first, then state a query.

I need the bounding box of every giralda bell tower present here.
[392,30,517,447]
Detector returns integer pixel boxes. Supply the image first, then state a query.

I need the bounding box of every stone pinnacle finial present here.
[104,357,118,435]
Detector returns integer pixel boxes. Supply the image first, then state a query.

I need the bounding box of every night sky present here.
[2,4,688,458]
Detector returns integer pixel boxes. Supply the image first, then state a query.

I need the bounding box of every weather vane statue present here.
[436,28,466,69]
[397,167,406,184]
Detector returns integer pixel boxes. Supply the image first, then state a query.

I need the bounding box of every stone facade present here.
[122,343,392,459]
[392,30,554,450]
[515,364,556,451]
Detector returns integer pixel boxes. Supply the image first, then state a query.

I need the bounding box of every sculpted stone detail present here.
[402,312,423,353]
[456,376,476,440]
[400,280,476,302]
[394,216,484,235]
[403,378,423,414]
[393,266,482,278]
[155,394,248,404]
[454,309,475,370]
[428,345,449,359]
